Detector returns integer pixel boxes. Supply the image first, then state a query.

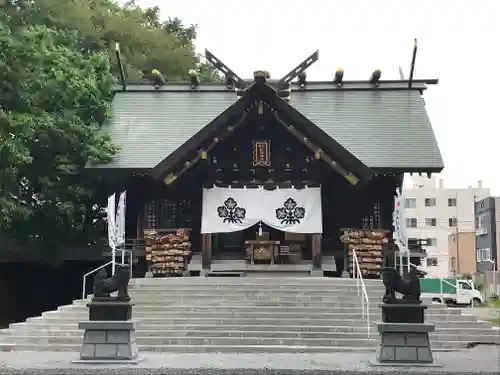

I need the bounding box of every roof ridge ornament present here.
[114,42,127,91]
[408,39,418,88]
[253,70,270,85]
[150,69,166,89]
[204,49,246,89]
[274,50,319,90]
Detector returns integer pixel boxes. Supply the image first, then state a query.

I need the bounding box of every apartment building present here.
[474,197,500,272]
[402,176,490,277]
[448,232,477,276]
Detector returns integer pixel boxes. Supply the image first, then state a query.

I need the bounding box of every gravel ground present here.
[0,347,499,375]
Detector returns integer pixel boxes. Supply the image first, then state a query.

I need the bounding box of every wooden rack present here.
[340,228,389,279]
[144,228,192,277]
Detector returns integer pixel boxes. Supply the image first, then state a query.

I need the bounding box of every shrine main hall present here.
[88,50,443,277]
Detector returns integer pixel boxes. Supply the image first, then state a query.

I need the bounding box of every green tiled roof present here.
[289,90,444,169]
[96,89,237,168]
[94,82,443,171]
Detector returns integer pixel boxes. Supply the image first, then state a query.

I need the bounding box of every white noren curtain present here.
[201,187,322,234]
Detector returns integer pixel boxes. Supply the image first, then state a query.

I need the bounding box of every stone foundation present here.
[77,321,139,363]
[376,322,435,364]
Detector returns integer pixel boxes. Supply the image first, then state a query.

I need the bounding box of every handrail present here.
[82,261,113,299]
[82,248,134,299]
[352,249,370,337]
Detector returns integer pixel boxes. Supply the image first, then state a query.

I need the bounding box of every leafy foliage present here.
[0,20,117,258]
[20,0,220,82]
[0,1,219,260]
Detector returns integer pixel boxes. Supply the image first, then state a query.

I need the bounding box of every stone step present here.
[39,309,479,320]
[123,291,385,297]
[76,295,390,306]
[139,281,371,288]
[3,329,499,342]
[37,314,480,325]
[8,323,497,334]
[0,343,378,353]
[57,305,462,315]
[73,298,384,306]
[25,316,481,326]
[1,335,379,347]
[0,335,472,350]
[70,299,442,309]
[127,286,386,292]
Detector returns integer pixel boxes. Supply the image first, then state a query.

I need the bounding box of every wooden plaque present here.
[253,140,271,167]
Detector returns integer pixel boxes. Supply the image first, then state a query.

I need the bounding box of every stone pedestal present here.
[75,321,140,363]
[373,303,440,367]
[376,322,435,364]
[381,303,426,324]
[88,298,133,321]
[74,298,141,364]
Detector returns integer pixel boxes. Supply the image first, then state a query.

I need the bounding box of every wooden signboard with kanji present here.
[253,140,271,167]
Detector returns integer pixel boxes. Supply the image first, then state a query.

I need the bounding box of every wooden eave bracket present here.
[272,111,360,186]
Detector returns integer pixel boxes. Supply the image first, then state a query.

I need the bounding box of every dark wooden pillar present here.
[312,234,322,269]
[136,203,145,241]
[201,233,212,270]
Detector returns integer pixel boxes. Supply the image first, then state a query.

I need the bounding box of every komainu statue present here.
[382,266,421,304]
[93,265,130,300]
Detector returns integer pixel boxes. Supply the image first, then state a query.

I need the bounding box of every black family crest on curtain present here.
[276,198,306,225]
[217,197,247,223]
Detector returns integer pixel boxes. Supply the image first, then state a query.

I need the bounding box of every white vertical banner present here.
[115,191,126,247]
[393,189,408,255]
[107,193,116,248]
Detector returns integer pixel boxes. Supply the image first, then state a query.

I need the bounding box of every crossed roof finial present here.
[204,49,319,89]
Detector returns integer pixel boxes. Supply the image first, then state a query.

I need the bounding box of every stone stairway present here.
[0,277,497,353]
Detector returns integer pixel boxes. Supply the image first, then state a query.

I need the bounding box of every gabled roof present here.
[289,87,443,170]
[92,80,443,173]
[150,82,374,184]
[95,87,237,169]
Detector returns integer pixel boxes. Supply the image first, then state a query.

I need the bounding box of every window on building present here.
[477,248,492,262]
[448,217,458,227]
[406,218,417,228]
[426,257,438,267]
[426,238,438,246]
[425,218,437,227]
[408,237,419,245]
[450,257,456,271]
[476,213,488,229]
[476,214,488,235]
[404,198,416,209]
[406,217,417,228]
[448,198,457,207]
[425,198,436,207]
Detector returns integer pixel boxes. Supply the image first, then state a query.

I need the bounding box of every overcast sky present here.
[131,0,499,193]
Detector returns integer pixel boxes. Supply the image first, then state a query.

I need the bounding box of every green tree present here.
[0,19,117,258]
[0,0,222,259]
[21,0,218,82]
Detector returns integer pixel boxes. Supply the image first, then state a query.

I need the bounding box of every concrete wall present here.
[448,232,476,276]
